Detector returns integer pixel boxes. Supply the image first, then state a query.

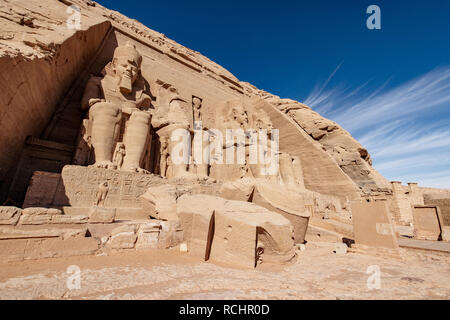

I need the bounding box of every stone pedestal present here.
[89,206,116,224]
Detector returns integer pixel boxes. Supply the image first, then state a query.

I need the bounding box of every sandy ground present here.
[0,241,449,300]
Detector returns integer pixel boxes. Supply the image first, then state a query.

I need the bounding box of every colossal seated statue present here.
[79,42,152,173]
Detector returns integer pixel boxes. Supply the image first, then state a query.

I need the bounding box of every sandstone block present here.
[19,214,53,225]
[135,221,161,250]
[0,206,22,225]
[351,202,398,249]
[0,239,28,262]
[22,207,62,216]
[178,194,295,268]
[51,215,88,224]
[412,206,442,241]
[219,178,254,202]
[177,194,225,258]
[158,221,183,249]
[253,182,310,243]
[441,226,450,242]
[89,206,116,223]
[0,226,87,240]
[212,200,296,268]
[139,184,179,221]
[109,224,137,249]
[23,237,99,260]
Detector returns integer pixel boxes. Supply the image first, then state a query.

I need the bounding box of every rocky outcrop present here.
[0,0,390,202]
[241,83,392,194]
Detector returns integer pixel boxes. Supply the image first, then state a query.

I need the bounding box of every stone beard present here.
[80,42,152,173]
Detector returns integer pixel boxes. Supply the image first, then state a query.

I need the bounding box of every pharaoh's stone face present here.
[115,56,139,82]
[193,97,201,109]
[113,55,140,94]
[232,106,248,126]
[255,114,273,135]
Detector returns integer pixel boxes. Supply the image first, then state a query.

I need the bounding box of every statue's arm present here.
[139,92,152,108]
[81,76,102,111]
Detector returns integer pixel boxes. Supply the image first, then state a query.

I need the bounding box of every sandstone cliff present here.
[0,0,389,202]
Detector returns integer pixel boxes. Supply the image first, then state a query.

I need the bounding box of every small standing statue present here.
[192,96,202,122]
[159,138,169,177]
[256,242,265,266]
[95,181,109,206]
[113,143,126,169]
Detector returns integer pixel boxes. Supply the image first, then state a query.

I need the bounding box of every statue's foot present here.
[136,167,150,175]
[94,161,115,169]
[123,166,150,174]
[196,174,216,183]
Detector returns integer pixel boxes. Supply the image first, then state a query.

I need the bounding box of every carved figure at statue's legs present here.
[121,110,151,173]
[157,124,192,179]
[171,140,189,178]
[159,138,169,177]
[89,102,122,168]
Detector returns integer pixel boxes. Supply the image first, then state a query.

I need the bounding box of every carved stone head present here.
[229,101,248,128]
[193,97,202,110]
[112,42,143,94]
[253,110,273,136]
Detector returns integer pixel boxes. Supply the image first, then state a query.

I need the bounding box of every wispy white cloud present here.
[303,65,450,189]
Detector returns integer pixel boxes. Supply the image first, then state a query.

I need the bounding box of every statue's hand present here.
[89,98,104,107]
[122,101,138,115]
[137,94,152,109]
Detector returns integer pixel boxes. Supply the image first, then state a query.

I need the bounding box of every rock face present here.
[1,0,449,266]
[0,0,385,205]
[177,194,296,268]
[241,86,392,195]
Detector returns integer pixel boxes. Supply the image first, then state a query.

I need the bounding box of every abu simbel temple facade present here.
[0,0,449,267]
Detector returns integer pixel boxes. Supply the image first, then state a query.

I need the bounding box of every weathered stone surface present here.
[244,89,391,194]
[158,221,184,249]
[109,224,138,249]
[19,214,53,225]
[442,226,450,242]
[22,207,62,216]
[423,198,450,226]
[412,206,442,241]
[0,226,88,240]
[252,182,310,243]
[212,200,296,268]
[51,214,89,224]
[89,206,116,224]
[395,225,414,238]
[219,178,254,202]
[0,207,22,225]
[139,184,179,221]
[135,221,161,250]
[351,201,398,249]
[0,0,448,268]
[177,194,224,258]
[178,194,295,268]
[56,166,164,208]
[23,172,61,208]
[23,238,99,260]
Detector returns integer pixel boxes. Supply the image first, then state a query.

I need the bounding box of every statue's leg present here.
[122,110,151,173]
[90,102,122,168]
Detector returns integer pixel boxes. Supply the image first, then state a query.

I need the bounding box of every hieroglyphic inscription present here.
[60,165,163,208]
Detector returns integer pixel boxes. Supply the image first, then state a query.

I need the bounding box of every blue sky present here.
[97,0,450,188]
